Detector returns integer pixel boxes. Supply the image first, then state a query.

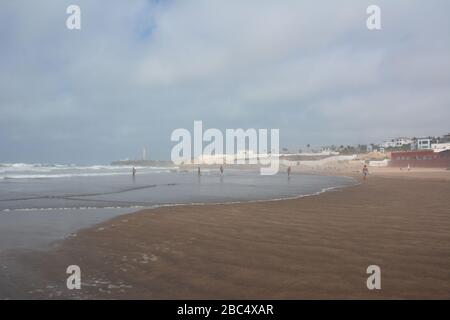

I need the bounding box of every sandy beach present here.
[1,170,450,299]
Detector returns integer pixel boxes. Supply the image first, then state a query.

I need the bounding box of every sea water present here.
[0,163,356,250]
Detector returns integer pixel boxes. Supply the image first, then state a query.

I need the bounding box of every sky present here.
[1,0,449,164]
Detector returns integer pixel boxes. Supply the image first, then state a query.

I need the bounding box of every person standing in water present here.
[362,164,369,180]
[220,165,224,176]
[287,166,291,178]
[132,166,136,176]
[198,166,201,176]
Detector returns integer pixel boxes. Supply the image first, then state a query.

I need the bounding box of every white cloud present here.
[1,0,449,163]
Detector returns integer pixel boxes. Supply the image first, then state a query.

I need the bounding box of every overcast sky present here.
[1,0,449,164]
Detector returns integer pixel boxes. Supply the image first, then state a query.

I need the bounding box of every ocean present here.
[0,163,356,250]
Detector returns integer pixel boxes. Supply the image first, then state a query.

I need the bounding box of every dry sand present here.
[1,171,450,299]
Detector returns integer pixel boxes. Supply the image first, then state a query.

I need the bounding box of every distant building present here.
[441,133,450,143]
[416,138,432,150]
[381,140,396,148]
[394,137,413,147]
[381,137,413,149]
[432,142,450,152]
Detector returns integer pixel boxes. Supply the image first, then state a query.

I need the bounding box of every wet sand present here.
[1,172,450,299]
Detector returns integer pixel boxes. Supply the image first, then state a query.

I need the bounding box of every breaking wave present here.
[0,163,177,180]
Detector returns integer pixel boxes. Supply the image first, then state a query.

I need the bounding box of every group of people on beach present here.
[197,165,293,178]
[132,165,295,178]
[132,164,369,181]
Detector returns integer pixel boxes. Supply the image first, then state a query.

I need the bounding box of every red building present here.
[390,150,450,168]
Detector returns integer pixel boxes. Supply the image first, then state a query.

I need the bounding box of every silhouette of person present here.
[362,164,369,180]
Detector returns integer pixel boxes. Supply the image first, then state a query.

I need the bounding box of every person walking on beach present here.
[362,164,369,181]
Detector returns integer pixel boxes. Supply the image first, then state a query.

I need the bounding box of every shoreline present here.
[0,173,358,214]
[1,170,450,299]
[0,172,356,253]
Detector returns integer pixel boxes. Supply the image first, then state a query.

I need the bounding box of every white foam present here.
[0,163,177,180]
[1,205,145,213]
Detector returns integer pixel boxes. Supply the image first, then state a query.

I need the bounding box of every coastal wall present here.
[390,150,450,168]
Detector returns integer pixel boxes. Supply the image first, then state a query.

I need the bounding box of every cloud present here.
[0,0,449,163]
